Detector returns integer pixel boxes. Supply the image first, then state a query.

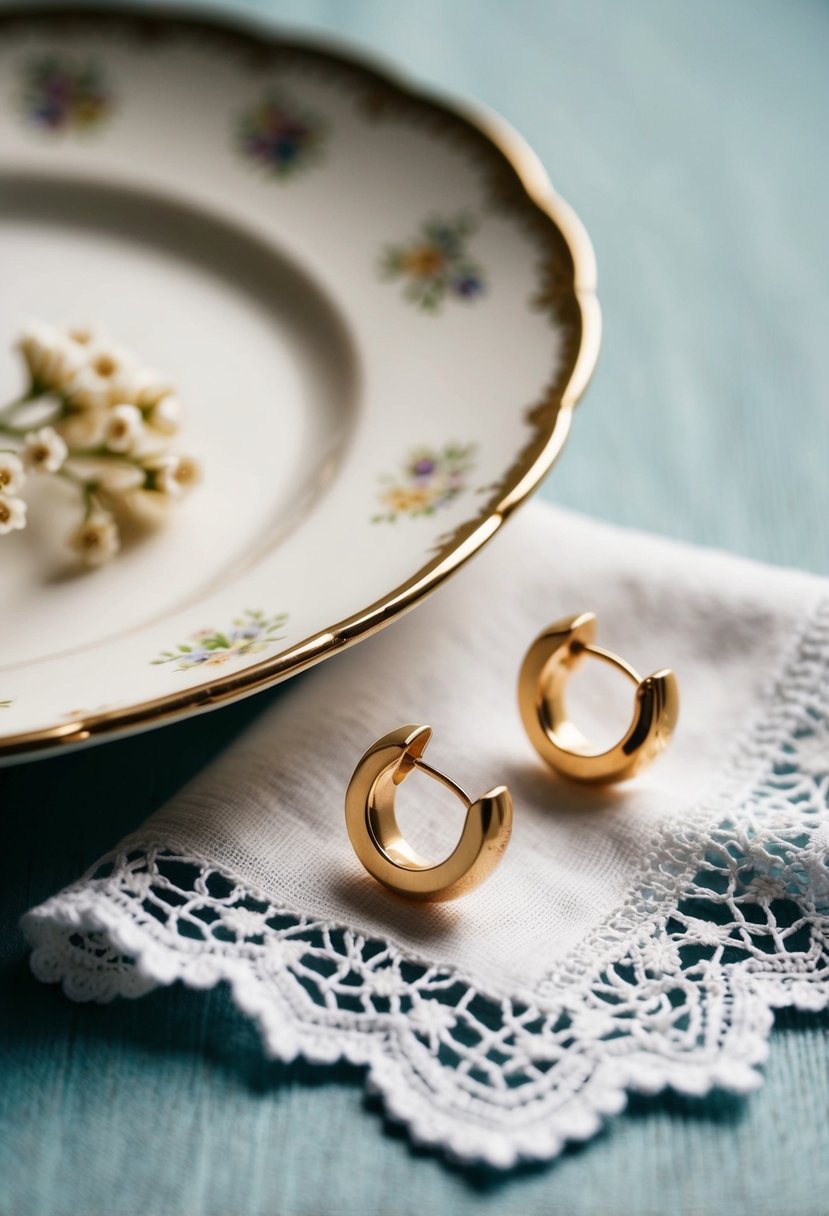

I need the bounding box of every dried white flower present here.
[0,492,26,534]
[121,367,171,405]
[67,511,120,567]
[104,403,144,453]
[147,394,183,436]
[56,408,107,450]
[5,320,201,570]
[64,324,98,348]
[146,453,201,498]
[65,369,113,412]
[0,452,25,495]
[116,370,182,435]
[64,342,137,411]
[87,344,134,384]
[17,322,86,393]
[22,426,68,474]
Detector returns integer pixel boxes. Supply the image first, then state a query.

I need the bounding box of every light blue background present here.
[3,2,829,1214]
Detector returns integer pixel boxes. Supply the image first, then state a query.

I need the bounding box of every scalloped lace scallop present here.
[22,601,829,1168]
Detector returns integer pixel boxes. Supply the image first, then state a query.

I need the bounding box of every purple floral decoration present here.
[379,215,487,313]
[373,443,477,523]
[21,57,111,133]
[237,92,326,178]
[152,609,288,672]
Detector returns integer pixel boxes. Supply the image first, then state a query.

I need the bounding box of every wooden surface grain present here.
[2,1,828,1213]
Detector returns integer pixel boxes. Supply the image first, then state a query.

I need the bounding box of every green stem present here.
[0,422,154,487]
[0,419,29,438]
[68,446,148,472]
[57,468,99,519]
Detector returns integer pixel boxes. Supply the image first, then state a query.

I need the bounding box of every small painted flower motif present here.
[237,92,326,178]
[379,215,487,312]
[373,442,476,523]
[21,57,111,134]
[152,609,288,672]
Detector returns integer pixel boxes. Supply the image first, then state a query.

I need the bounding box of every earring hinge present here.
[576,642,641,685]
[412,757,472,808]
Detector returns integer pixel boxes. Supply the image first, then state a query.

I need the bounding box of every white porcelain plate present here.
[0,7,599,763]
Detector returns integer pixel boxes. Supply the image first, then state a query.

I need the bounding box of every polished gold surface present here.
[344,725,512,901]
[0,7,600,763]
[518,612,679,783]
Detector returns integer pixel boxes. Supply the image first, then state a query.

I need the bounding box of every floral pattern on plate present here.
[373,443,477,522]
[152,610,289,672]
[20,56,111,133]
[379,215,487,312]
[237,92,326,178]
[0,9,596,760]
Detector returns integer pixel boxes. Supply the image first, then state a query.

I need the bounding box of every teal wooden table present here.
[3,2,828,1213]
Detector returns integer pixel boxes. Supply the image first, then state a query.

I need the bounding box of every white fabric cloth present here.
[22,503,829,1167]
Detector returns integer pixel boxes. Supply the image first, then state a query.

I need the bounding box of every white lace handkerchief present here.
[22,504,829,1168]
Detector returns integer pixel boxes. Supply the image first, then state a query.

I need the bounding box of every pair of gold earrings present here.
[345,612,679,902]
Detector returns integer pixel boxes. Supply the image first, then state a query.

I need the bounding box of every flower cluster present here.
[379,215,487,313]
[0,321,200,567]
[237,93,325,178]
[373,442,477,523]
[22,56,110,133]
[152,609,288,672]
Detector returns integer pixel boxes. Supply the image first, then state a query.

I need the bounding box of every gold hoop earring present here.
[518,612,679,783]
[344,725,512,901]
